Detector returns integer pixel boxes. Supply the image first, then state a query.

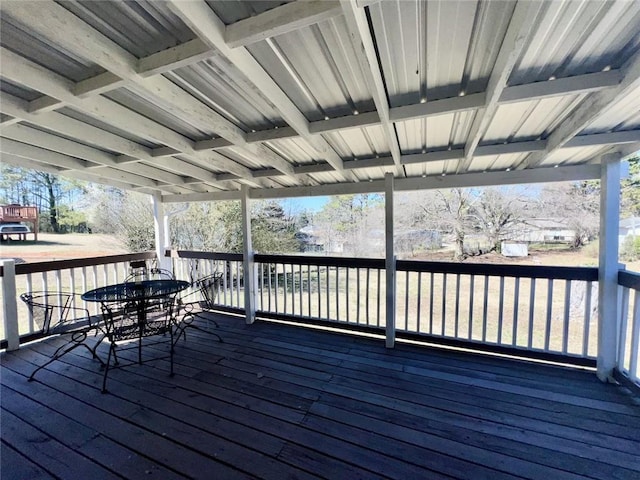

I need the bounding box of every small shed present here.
[0,204,38,241]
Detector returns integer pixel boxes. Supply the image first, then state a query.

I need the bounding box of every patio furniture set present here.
[19,261,223,393]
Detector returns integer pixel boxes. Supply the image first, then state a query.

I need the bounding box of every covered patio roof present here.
[1,0,639,202]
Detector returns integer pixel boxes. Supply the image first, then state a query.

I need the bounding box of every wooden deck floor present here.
[2,313,639,480]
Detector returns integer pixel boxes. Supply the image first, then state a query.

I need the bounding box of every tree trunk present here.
[454,228,465,261]
[45,175,60,233]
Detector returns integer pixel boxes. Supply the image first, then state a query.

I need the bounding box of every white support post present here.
[241,185,256,324]
[2,259,20,351]
[151,193,171,272]
[597,153,621,382]
[385,173,396,348]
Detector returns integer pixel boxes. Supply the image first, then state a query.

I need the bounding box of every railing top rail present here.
[396,259,598,280]
[255,253,385,269]
[166,250,243,262]
[1,251,156,276]
[619,270,640,290]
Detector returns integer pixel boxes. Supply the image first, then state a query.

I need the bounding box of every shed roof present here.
[1,0,639,202]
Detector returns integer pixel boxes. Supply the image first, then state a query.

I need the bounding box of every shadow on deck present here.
[2,313,639,479]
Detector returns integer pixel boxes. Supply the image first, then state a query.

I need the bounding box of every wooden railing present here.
[0,252,156,348]
[168,250,600,365]
[0,205,37,221]
[617,269,640,388]
[4,249,636,378]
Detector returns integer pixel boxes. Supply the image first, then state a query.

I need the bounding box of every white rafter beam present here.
[167,0,352,181]
[193,69,621,152]
[457,0,544,174]
[0,46,261,184]
[340,0,402,173]
[1,1,296,180]
[225,0,342,48]
[525,49,640,169]
[1,153,160,194]
[0,92,233,190]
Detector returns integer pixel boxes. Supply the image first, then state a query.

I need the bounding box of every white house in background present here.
[619,217,640,246]
[510,219,576,244]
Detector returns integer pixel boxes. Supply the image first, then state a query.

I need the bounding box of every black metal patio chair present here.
[99,285,178,393]
[174,272,224,344]
[19,292,104,381]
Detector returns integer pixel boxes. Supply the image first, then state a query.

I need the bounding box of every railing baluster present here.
[376,268,381,327]
[497,276,504,344]
[307,265,311,318]
[236,261,241,308]
[527,278,536,349]
[482,275,489,343]
[69,268,76,319]
[316,264,321,318]
[92,266,98,315]
[416,271,422,334]
[356,268,361,325]
[346,267,350,323]
[545,279,554,352]
[299,264,304,317]
[290,263,295,316]
[618,286,630,371]
[454,274,460,337]
[628,289,640,381]
[583,281,593,357]
[335,266,340,321]
[468,274,475,340]
[326,265,330,320]
[562,280,572,354]
[512,277,520,346]
[26,273,33,332]
[441,273,447,336]
[404,270,410,330]
[429,272,434,334]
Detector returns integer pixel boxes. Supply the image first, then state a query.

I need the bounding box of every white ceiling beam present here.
[499,70,622,104]
[168,0,352,181]
[458,1,544,174]
[225,0,341,48]
[0,47,259,182]
[166,164,599,203]
[474,140,546,156]
[137,38,214,77]
[564,130,640,148]
[0,92,232,190]
[0,138,169,190]
[340,0,402,173]
[2,2,295,181]
[1,153,162,194]
[525,49,640,169]
[389,93,486,124]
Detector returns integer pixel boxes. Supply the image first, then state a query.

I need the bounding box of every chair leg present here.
[28,341,86,382]
[102,344,115,394]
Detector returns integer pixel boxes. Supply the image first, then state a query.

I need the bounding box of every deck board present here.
[2,313,639,480]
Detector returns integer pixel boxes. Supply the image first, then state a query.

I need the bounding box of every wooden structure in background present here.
[0,205,38,241]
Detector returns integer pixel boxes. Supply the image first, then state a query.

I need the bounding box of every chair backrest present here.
[195,272,223,309]
[19,292,90,334]
[126,261,174,283]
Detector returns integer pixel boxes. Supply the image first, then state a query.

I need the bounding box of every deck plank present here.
[2,313,639,480]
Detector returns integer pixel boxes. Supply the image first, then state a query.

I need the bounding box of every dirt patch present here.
[0,233,128,263]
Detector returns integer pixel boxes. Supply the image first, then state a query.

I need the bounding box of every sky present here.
[282,196,329,213]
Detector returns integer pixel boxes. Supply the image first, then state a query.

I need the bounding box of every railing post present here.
[151,193,172,273]
[241,185,256,324]
[2,259,20,351]
[597,153,621,382]
[385,173,396,348]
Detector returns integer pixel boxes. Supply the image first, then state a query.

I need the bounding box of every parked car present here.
[0,223,32,241]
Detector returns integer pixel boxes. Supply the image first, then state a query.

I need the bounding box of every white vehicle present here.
[0,223,32,241]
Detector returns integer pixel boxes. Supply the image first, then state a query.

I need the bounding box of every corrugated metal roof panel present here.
[485,95,587,142]
[169,58,285,132]
[265,138,316,165]
[206,0,292,24]
[583,85,640,133]
[369,0,515,107]
[104,88,212,140]
[0,16,104,82]
[396,111,475,152]
[511,1,640,84]
[58,107,160,148]
[61,0,195,57]
[0,79,41,102]
[247,16,375,122]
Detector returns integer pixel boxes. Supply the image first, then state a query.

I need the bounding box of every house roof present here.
[1,1,639,202]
